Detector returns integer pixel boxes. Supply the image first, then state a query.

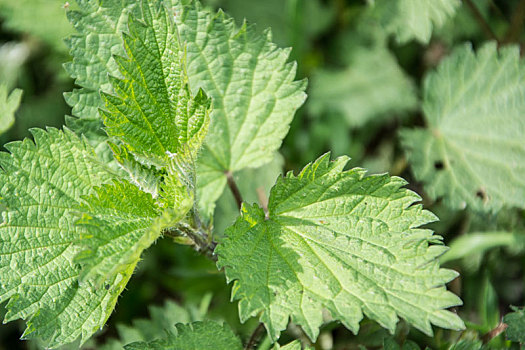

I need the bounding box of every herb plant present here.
[0,0,524,349]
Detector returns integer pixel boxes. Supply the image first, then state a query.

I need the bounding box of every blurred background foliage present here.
[0,0,524,349]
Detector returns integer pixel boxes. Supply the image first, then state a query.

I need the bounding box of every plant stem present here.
[481,322,508,344]
[464,0,499,43]
[505,0,525,43]
[245,323,265,350]
[226,171,243,210]
[163,224,217,261]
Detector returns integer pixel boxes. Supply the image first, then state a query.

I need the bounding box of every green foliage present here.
[309,46,417,128]
[64,0,138,145]
[504,306,525,343]
[100,299,205,349]
[441,231,525,263]
[0,128,125,347]
[368,0,460,44]
[4,0,525,349]
[217,154,464,341]
[172,0,307,218]
[402,43,525,212]
[0,86,22,135]
[124,320,243,350]
[74,181,163,284]
[101,1,211,168]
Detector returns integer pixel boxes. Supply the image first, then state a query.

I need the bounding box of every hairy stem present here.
[464,0,499,43]
[226,170,243,210]
[245,323,266,350]
[164,223,217,261]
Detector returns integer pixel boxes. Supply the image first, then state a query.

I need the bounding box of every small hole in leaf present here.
[476,189,487,201]
[434,161,444,170]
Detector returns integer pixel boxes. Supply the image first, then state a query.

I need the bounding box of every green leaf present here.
[73,1,208,284]
[441,231,525,263]
[0,128,129,347]
[401,43,525,212]
[73,181,163,284]
[64,0,138,143]
[101,1,211,168]
[100,299,204,349]
[367,0,460,44]
[309,46,417,128]
[0,86,22,135]
[0,42,30,90]
[449,339,483,350]
[172,1,307,217]
[124,320,243,350]
[217,153,464,341]
[504,306,525,343]
[273,340,305,350]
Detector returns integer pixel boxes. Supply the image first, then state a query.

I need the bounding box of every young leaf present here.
[504,306,525,343]
[217,153,464,341]
[64,0,138,143]
[101,0,211,168]
[367,0,460,44]
[124,320,243,350]
[0,85,22,135]
[401,43,525,212]
[0,128,128,347]
[74,181,163,284]
[75,1,208,284]
[172,1,307,217]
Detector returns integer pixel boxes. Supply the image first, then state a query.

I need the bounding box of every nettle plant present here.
[2,0,524,349]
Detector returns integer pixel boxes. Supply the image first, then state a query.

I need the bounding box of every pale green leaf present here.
[101,1,211,168]
[401,43,525,212]
[441,231,525,263]
[368,0,460,44]
[0,86,22,135]
[0,42,30,90]
[64,0,138,143]
[273,340,305,350]
[217,153,464,341]
[124,320,243,350]
[309,46,417,128]
[172,1,307,217]
[0,128,130,347]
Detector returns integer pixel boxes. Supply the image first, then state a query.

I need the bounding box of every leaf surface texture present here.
[172,1,307,217]
[217,154,464,341]
[0,129,129,347]
[401,43,525,212]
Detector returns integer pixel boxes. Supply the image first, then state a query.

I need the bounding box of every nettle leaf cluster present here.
[1,0,524,349]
